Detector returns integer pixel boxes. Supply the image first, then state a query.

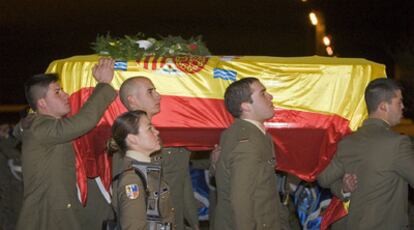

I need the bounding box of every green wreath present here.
[91,33,211,61]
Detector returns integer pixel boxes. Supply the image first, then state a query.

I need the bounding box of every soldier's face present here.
[246,81,275,123]
[130,79,161,118]
[386,90,404,126]
[133,115,161,154]
[39,82,70,118]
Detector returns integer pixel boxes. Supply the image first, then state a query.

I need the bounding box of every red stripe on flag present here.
[160,57,167,68]
[143,56,151,69]
[68,88,352,204]
[152,56,158,70]
[268,109,351,181]
[320,197,348,230]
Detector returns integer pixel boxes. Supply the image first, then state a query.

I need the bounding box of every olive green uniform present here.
[214,119,287,230]
[152,148,199,229]
[113,156,175,229]
[16,83,116,230]
[318,118,414,229]
[112,148,199,229]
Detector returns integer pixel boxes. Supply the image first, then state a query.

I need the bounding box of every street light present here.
[309,11,325,55]
[323,36,331,46]
[326,46,334,56]
[309,12,318,26]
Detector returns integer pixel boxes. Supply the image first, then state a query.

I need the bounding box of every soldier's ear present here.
[36,98,47,111]
[240,101,251,114]
[126,133,139,146]
[127,95,137,109]
[378,101,388,113]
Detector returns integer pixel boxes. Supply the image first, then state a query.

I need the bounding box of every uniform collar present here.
[363,118,391,129]
[243,118,266,134]
[126,150,151,163]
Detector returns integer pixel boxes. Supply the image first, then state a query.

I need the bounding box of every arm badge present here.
[125,184,140,199]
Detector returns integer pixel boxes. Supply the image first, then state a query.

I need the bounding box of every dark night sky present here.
[1,0,413,106]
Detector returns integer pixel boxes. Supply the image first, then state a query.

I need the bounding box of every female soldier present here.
[108,110,175,230]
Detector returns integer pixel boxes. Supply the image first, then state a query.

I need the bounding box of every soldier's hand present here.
[342,173,357,193]
[92,58,115,84]
[211,144,221,165]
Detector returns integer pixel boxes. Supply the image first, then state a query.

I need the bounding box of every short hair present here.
[119,76,149,110]
[365,78,400,114]
[108,110,147,156]
[24,73,59,111]
[224,77,259,118]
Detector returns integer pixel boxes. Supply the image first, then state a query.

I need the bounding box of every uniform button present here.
[262,223,267,227]
[67,203,71,208]
[171,208,175,211]
[167,151,171,155]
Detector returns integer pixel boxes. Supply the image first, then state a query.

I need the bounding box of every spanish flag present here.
[46,55,385,226]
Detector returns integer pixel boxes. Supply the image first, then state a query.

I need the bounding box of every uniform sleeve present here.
[33,83,116,144]
[183,169,200,227]
[176,150,199,227]
[329,179,351,201]
[117,172,147,230]
[229,142,260,230]
[393,136,414,188]
[317,154,345,189]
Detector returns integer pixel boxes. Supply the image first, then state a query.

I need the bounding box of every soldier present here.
[214,77,288,230]
[109,110,175,229]
[318,78,414,229]
[114,76,200,230]
[17,58,116,230]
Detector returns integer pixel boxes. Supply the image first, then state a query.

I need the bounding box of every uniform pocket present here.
[158,186,174,222]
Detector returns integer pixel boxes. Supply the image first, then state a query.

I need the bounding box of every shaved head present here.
[119,76,161,117]
[120,77,143,110]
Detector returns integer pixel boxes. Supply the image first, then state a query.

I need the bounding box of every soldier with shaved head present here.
[113,76,200,230]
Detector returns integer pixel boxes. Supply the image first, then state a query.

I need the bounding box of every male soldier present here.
[318,78,414,229]
[17,58,116,230]
[214,77,287,230]
[115,76,200,230]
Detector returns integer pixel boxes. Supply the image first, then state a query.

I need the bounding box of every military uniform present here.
[190,152,217,229]
[113,148,199,230]
[214,119,286,230]
[16,83,116,230]
[152,148,199,230]
[112,153,175,229]
[318,118,414,229]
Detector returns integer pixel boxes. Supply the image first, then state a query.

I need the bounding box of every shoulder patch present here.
[125,184,140,199]
[237,128,249,142]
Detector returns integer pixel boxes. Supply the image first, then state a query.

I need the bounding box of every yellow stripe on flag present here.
[343,200,350,212]
[46,55,385,131]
